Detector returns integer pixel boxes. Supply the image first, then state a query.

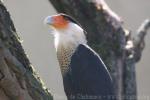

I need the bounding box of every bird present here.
[44,13,115,100]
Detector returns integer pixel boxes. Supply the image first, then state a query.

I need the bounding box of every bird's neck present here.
[56,41,77,75]
[54,23,87,75]
[54,23,87,51]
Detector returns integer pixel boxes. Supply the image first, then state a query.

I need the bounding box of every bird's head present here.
[44,14,68,29]
[44,13,80,30]
[44,13,87,48]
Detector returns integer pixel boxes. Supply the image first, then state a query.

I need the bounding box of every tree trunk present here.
[0,1,53,100]
[49,0,150,100]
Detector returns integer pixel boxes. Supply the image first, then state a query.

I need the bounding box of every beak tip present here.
[44,16,52,25]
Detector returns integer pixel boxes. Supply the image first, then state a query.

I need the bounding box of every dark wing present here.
[63,44,114,100]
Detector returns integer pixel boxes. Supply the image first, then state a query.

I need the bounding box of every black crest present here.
[59,13,87,35]
[59,13,81,26]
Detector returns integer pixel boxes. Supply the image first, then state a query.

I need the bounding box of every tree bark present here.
[0,1,53,100]
[49,0,150,100]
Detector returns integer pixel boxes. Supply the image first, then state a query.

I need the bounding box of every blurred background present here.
[3,0,150,100]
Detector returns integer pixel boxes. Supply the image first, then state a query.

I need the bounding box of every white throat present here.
[54,23,87,51]
[52,23,87,75]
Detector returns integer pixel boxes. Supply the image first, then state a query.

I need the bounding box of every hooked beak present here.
[44,16,54,25]
[44,16,56,34]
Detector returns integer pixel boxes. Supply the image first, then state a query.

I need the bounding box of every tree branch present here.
[48,0,149,100]
[133,19,150,62]
[0,1,53,100]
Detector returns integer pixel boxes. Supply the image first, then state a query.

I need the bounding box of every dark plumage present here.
[63,44,114,100]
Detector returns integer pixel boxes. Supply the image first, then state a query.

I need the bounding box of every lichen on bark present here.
[0,1,53,100]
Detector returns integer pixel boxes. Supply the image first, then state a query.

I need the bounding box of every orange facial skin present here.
[52,15,69,29]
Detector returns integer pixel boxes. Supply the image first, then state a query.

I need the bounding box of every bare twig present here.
[133,19,150,62]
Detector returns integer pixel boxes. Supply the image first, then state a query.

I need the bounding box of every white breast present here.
[53,23,87,75]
